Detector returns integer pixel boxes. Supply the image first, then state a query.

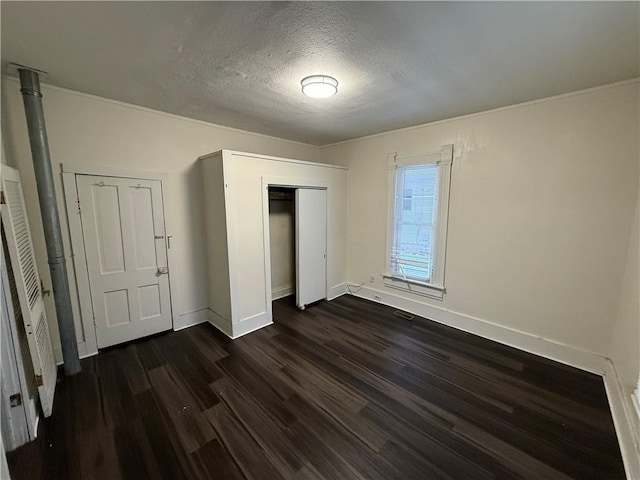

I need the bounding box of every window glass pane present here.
[391,163,439,282]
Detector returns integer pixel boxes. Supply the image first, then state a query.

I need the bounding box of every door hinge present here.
[9,393,22,407]
[0,191,5,204]
[40,278,51,297]
[35,374,43,387]
[76,199,81,214]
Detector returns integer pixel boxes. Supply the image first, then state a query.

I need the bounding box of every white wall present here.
[323,81,639,358]
[1,78,322,361]
[269,194,295,298]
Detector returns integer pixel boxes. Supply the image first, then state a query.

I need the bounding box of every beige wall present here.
[1,78,322,361]
[323,81,640,357]
[269,196,295,297]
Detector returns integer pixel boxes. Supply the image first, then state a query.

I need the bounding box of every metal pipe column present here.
[18,68,81,375]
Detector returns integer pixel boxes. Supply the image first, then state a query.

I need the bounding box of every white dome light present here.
[301,75,338,98]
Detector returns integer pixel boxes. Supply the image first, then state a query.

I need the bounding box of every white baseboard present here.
[233,311,272,338]
[353,285,605,374]
[175,308,210,331]
[272,284,294,300]
[206,308,272,339]
[233,320,274,339]
[603,361,640,480]
[206,308,233,338]
[328,282,348,301]
[79,350,98,360]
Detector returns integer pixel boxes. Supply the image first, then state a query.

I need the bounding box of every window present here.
[385,145,453,299]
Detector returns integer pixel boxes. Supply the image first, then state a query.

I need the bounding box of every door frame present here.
[261,176,330,322]
[61,163,173,357]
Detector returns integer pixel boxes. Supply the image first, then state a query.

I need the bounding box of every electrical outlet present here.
[369,274,375,283]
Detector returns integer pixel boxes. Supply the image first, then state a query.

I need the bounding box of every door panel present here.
[93,184,126,274]
[77,175,171,348]
[295,188,327,309]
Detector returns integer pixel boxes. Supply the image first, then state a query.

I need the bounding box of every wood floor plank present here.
[8,295,626,480]
[212,376,306,478]
[146,364,216,454]
[204,402,285,480]
[191,438,246,480]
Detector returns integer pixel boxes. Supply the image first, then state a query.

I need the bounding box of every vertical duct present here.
[18,68,81,375]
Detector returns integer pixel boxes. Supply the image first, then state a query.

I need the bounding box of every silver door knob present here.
[156,266,169,276]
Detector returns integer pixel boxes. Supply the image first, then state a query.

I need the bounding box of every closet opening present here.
[268,187,296,302]
[265,184,328,311]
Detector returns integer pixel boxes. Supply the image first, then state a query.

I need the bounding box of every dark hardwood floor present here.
[7,295,625,480]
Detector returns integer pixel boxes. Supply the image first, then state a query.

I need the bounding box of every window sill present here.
[382,274,445,300]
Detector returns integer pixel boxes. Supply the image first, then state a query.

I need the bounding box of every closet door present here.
[295,188,327,309]
[76,175,172,348]
[1,166,57,417]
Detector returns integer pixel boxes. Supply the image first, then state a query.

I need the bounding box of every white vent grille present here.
[4,180,40,309]
[35,311,56,402]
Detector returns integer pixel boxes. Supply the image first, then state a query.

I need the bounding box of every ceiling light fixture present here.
[301,75,338,98]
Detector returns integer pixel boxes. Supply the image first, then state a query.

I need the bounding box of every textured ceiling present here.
[2,2,639,145]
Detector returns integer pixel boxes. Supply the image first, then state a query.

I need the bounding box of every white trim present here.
[234,312,272,339]
[2,75,320,150]
[232,321,274,340]
[352,285,606,373]
[201,149,347,170]
[386,144,453,296]
[328,282,348,300]
[174,308,210,331]
[602,361,640,480]
[221,154,240,331]
[382,275,445,300]
[61,163,169,180]
[261,176,333,321]
[207,308,233,338]
[61,171,98,356]
[320,78,640,148]
[272,284,294,300]
[432,144,454,287]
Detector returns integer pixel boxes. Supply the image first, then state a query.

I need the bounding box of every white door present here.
[295,188,327,309]
[1,166,57,417]
[77,175,171,348]
[1,268,30,451]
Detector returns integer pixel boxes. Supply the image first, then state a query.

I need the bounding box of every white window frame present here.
[384,144,453,300]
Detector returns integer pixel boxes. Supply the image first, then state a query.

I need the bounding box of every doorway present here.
[66,171,173,350]
[266,185,327,311]
[268,187,296,301]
